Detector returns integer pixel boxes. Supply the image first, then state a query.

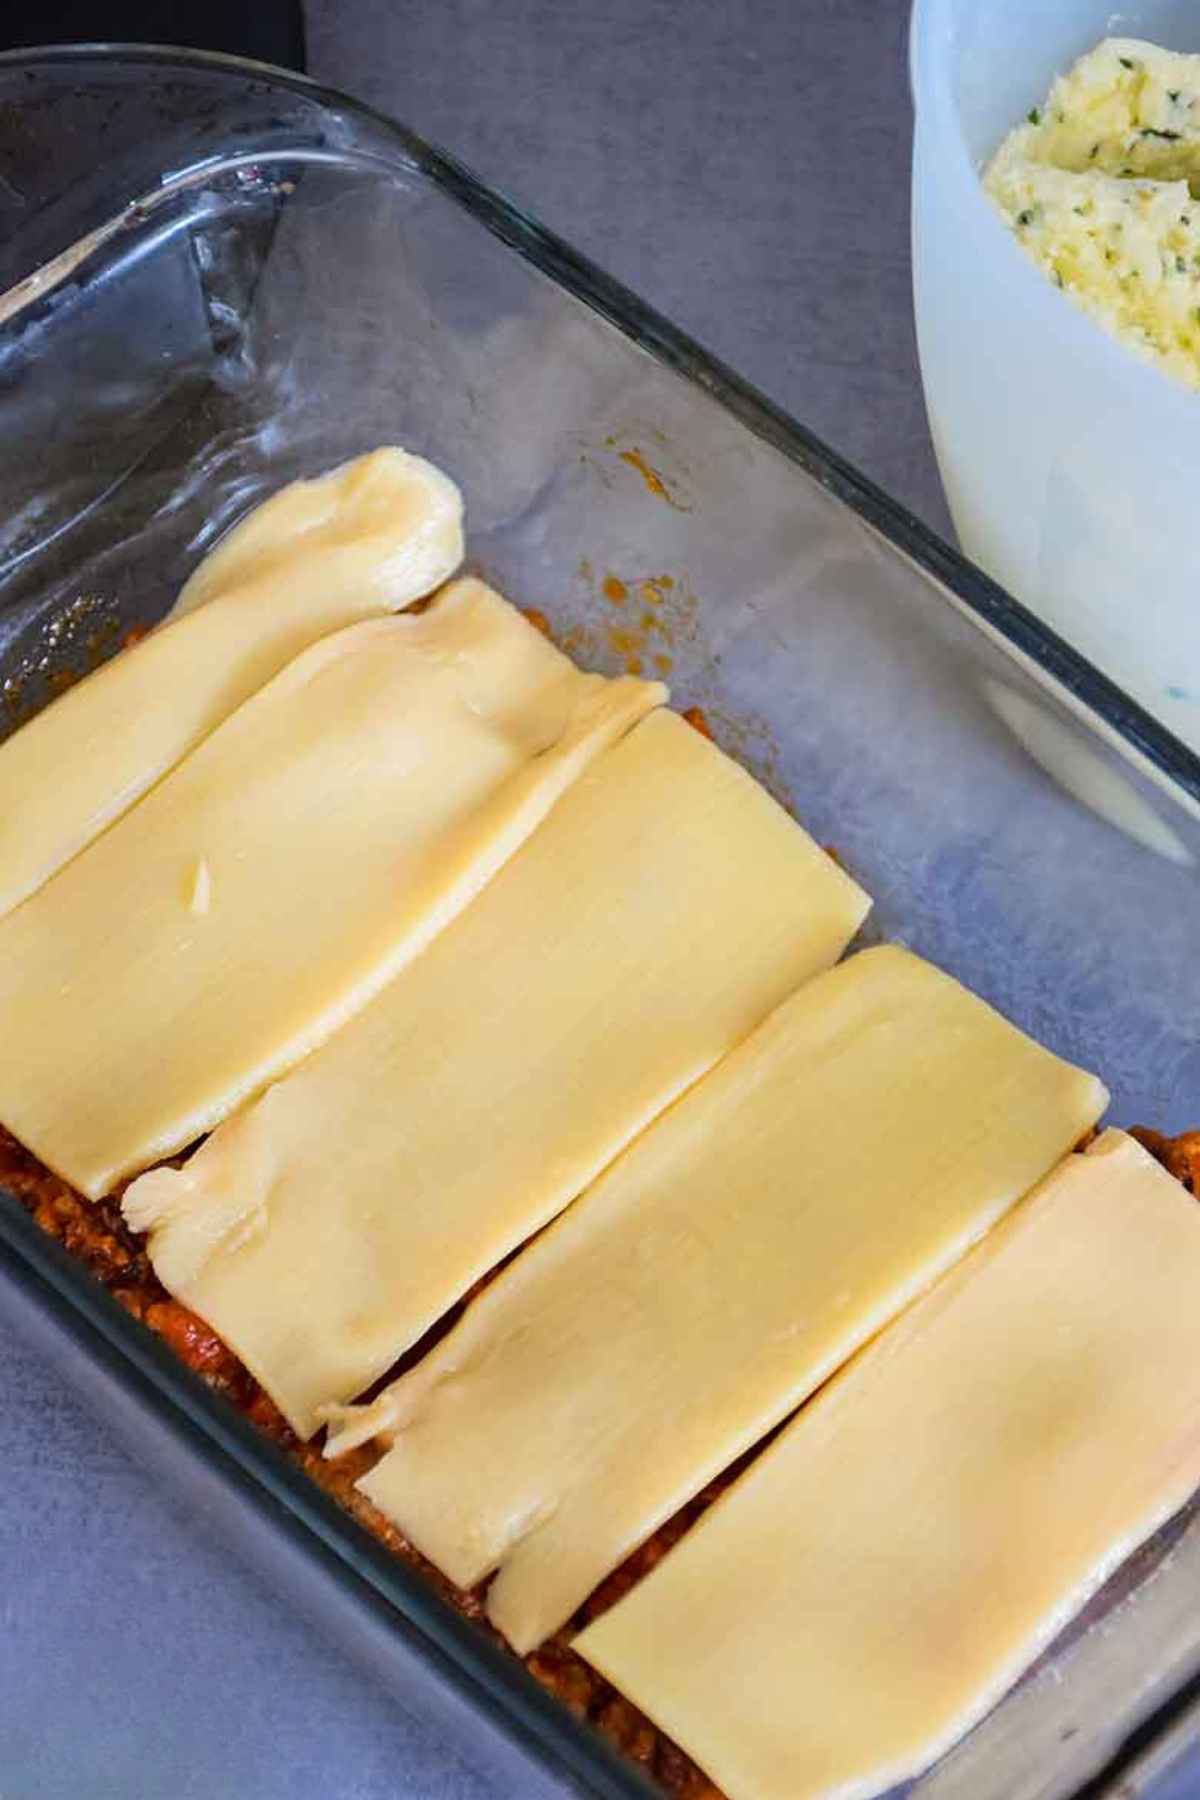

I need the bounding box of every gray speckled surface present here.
[0,6,1065,1800]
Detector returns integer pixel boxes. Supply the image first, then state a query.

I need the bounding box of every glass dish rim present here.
[0,40,1196,1800]
[5,39,1200,809]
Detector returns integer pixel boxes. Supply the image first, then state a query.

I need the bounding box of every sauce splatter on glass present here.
[619,448,691,512]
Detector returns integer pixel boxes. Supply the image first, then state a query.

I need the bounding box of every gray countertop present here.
[5,6,1188,1800]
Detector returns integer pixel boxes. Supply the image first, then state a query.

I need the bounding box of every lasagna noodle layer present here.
[0,579,660,1197]
[328,944,1106,1652]
[0,447,463,920]
[576,1130,1200,1800]
[123,707,870,1437]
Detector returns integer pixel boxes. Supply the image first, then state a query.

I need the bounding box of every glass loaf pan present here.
[2,44,1200,1800]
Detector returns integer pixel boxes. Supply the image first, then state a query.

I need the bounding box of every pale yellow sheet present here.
[124,707,868,1437]
[0,447,462,920]
[328,945,1105,1652]
[576,1131,1200,1800]
[0,579,659,1197]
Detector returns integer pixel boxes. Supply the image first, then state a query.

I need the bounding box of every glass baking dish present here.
[3,44,1200,1800]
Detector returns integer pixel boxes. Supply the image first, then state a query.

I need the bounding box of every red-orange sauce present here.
[619,449,690,512]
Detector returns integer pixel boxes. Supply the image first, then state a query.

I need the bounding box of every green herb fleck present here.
[1121,165,1135,176]
[1119,55,1136,70]
[1027,106,1041,125]
[1016,208,1034,227]
[1141,126,1181,140]
[1178,254,1188,272]
[1169,88,1182,102]
[1090,141,1100,160]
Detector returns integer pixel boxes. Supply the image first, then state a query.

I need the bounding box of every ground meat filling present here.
[1131,1127,1200,1195]
[2,1117,1193,1800]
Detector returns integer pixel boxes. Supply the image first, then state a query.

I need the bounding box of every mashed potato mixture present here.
[986,38,1200,388]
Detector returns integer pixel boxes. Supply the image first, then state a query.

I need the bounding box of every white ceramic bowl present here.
[911,0,1200,756]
